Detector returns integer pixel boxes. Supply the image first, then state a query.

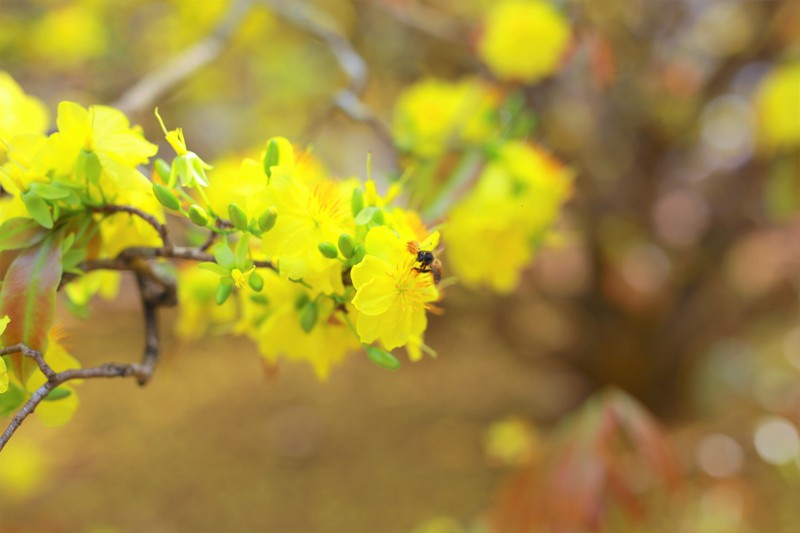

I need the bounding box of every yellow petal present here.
[364,225,406,265]
[351,276,396,315]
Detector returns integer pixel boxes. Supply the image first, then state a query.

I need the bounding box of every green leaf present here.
[234,235,250,269]
[43,387,72,401]
[0,233,64,385]
[0,218,48,252]
[213,242,236,271]
[84,150,102,184]
[354,206,378,226]
[0,382,26,417]
[30,182,70,200]
[198,262,229,276]
[365,346,400,370]
[21,190,53,229]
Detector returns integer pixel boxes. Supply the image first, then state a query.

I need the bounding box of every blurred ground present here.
[0,281,581,532]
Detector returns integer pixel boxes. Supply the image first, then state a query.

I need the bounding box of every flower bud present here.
[338,233,355,258]
[258,207,278,232]
[187,204,209,226]
[228,203,248,231]
[300,301,318,333]
[318,241,339,259]
[351,187,364,217]
[216,279,233,305]
[365,345,400,370]
[248,270,264,292]
[153,183,181,211]
[350,244,366,265]
[154,158,171,183]
[263,138,281,178]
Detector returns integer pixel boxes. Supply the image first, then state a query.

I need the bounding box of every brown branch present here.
[112,0,253,114]
[0,348,146,453]
[90,204,172,249]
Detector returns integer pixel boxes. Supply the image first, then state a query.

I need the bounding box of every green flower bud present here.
[294,292,310,310]
[187,204,209,226]
[152,183,181,211]
[365,346,400,370]
[300,301,318,333]
[318,241,339,259]
[351,187,364,217]
[228,203,248,231]
[338,233,355,258]
[248,270,264,292]
[154,158,171,183]
[264,138,280,178]
[350,244,366,265]
[216,279,233,305]
[258,206,278,232]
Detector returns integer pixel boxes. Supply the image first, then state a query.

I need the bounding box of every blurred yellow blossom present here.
[0,72,48,161]
[444,141,572,292]
[0,315,9,393]
[484,416,541,466]
[30,4,106,66]
[477,0,571,83]
[393,78,499,157]
[755,63,800,150]
[0,437,47,501]
[176,267,237,341]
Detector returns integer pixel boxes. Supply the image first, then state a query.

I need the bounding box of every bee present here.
[407,240,443,284]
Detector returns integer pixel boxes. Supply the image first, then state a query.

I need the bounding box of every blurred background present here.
[1,0,800,531]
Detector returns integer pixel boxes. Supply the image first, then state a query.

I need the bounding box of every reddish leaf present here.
[0,218,48,252]
[0,233,63,387]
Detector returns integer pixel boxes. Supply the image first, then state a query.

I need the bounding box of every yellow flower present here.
[97,188,165,258]
[41,101,157,194]
[444,141,572,292]
[351,226,439,350]
[393,78,499,157]
[261,166,356,294]
[155,108,211,187]
[238,270,359,379]
[1,315,9,393]
[0,72,48,161]
[755,63,800,150]
[30,5,106,66]
[478,0,571,83]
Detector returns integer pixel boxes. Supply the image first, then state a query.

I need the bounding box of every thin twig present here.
[90,204,172,249]
[0,345,146,453]
[112,0,253,114]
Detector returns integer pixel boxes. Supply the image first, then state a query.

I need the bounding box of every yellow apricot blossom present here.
[238,270,359,379]
[445,141,572,292]
[478,0,571,83]
[351,226,440,350]
[393,78,499,157]
[755,63,800,150]
[175,267,237,341]
[0,72,48,161]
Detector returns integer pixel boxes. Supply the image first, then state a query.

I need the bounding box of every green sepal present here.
[154,158,171,183]
[213,242,236,271]
[351,187,364,217]
[198,262,229,276]
[354,206,378,226]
